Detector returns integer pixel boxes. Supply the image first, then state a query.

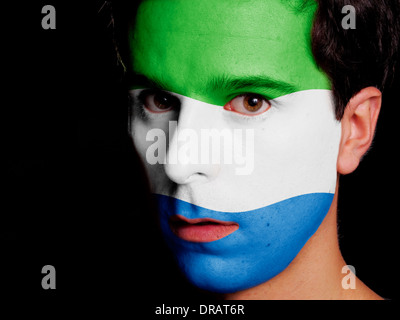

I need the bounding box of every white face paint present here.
[130,89,341,212]
[129,88,342,293]
[129,0,342,294]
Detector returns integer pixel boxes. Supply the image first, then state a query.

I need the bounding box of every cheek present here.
[131,120,148,156]
[209,91,341,211]
[131,118,169,187]
[253,112,335,181]
[131,119,156,163]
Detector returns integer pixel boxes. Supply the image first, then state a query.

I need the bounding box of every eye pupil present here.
[154,93,176,110]
[248,97,259,107]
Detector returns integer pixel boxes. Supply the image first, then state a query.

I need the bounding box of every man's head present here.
[115,0,398,294]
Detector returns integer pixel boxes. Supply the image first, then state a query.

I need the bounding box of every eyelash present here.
[223,105,274,122]
[130,89,274,121]
[226,93,272,115]
[131,89,176,120]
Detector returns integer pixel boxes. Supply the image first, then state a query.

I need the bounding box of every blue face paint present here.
[156,193,334,293]
[129,0,342,294]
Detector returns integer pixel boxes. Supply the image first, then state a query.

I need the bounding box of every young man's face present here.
[129,0,341,293]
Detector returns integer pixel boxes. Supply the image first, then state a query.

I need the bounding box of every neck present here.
[221,190,382,300]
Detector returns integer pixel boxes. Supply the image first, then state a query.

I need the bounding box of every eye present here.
[141,90,180,113]
[224,94,271,115]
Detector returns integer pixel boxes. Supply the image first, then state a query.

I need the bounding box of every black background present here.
[3,0,399,314]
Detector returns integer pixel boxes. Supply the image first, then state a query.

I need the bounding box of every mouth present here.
[169,215,239,243]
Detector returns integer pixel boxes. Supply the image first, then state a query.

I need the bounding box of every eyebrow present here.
[127,72,298,98]
[207,74,298,97]
[127,72,171,91]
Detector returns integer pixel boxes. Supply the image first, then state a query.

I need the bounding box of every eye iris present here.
[154,93,173,110]
[244,95,263,111]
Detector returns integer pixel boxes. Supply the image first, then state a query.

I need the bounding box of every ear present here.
[337,87,382,175]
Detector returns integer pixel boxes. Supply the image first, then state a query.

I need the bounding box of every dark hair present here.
[110,0,400,119]
[312,0,400,119]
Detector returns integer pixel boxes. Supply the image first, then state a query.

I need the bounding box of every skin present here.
[130,88,341,293]
[130,0,330,103]
[225,87,383,300]
[129,0,383,299]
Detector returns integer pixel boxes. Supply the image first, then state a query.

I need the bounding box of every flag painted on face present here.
[129,0,342,293]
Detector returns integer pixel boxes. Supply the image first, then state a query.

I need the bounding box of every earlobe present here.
[337,87,382,175]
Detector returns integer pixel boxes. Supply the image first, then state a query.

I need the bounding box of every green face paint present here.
[129,0,330,106]
[129,0,341,294]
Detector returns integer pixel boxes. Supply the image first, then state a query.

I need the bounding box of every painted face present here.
[129,0,341,293]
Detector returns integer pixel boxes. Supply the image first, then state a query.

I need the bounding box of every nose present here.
[164,97,220,185]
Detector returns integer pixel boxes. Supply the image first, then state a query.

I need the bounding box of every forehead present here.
[130,0,330,103]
